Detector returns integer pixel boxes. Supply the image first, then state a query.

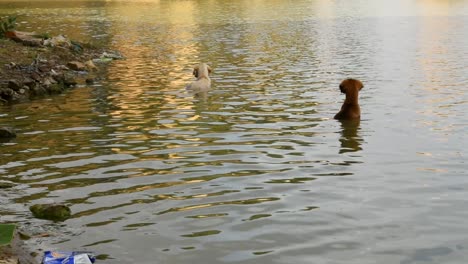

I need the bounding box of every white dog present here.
[186,63,212,91]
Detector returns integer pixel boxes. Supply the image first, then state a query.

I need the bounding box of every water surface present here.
[1,0,467,263]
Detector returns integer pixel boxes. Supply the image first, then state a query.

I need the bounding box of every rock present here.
[93,51,125,64]
[101,51,124,60]
[22,77,35,88]
[18,87,28,94]
[50,69,59,77]
[55,65,69,71]
[22,39,42,47]
[29,204,71,222]
[66,61,86,71]
[41,76,57,87]
[62,73,77,87]
[38,64,50,73]
[42,35,71,48]
[85,60,97,71]
[0,88,18,101]
[7,80,22,91]
[30,86,47,97]
[42,78,52,87]
[71,41,83,53]
[0,127,16,138]
[6,62,17,69]
[30,72,42,82]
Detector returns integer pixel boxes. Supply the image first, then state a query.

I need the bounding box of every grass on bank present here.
[0,224,16,246]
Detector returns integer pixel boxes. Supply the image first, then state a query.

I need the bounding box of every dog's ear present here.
[355,79,364,91]
[207,65,212,74]
[340,79,363,93]
[339,80,348,94]
[339,84,345,93]
[193,66,199,78]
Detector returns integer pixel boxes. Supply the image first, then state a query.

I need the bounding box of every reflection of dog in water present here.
[338,119,362,154]
[186,63,212,92]
[334,79,363,120]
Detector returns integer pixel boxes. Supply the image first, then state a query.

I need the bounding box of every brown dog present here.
[334,78,364,120]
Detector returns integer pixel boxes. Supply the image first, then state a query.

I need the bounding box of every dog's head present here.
[193,63,212,78]
[339,78,363,94]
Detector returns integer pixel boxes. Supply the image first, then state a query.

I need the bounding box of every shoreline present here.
[0,32,122,264]
[0,230,40,264]
[0,32,122,106]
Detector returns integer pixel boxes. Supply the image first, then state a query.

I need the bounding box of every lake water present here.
[1,0,467,263]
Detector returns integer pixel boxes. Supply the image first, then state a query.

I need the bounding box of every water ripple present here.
[1,1,468,263]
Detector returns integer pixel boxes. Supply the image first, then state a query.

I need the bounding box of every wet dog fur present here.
[334,78,364,120]
[186,63,212,91]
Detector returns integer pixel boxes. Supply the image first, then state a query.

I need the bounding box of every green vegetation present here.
[30,204,72,222]
[0,224,16,246]
[0,16,17,38]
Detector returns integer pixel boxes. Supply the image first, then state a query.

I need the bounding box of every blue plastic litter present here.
[42,251,96,264]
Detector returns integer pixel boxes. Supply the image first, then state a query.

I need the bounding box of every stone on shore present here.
[62,73,78,87]
[7,80,22,91]
[0,89,20,102]
[85,60,97,71]
[1,31,123,104]
[66,61,86,71]
[42,35,71,48]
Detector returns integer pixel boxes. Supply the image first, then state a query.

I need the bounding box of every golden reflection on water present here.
[418,0,457,15]
[1,1,467,263]
[414,7,464,135]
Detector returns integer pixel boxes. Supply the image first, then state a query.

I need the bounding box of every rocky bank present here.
[0,31,123,263]
[0,31,123,105]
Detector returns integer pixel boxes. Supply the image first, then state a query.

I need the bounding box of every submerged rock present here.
[30,86,47,97]
[29,204,71,222]
[0,127,16,138]
[62,73,78,87]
